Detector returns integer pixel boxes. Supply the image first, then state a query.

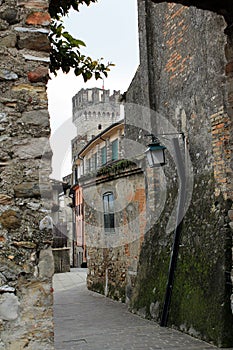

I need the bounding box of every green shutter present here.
[94,153,97,170]
[101,146,107,165]
[112,139,118,161]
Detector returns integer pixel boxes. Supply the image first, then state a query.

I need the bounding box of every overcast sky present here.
[47,0,139,180]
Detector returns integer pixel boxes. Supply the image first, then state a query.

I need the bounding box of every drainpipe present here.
[160,137,186,327]
[72,209,75,267]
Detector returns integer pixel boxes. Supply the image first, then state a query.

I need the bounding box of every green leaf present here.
[49,1,114,82]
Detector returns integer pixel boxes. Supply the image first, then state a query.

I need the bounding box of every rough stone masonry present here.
[0,0,54,349]
[126,1,233,347]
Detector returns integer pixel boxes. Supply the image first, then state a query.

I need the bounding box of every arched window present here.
[103,192,115,233]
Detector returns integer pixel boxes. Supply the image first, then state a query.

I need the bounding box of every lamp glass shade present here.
[145,144,166,167]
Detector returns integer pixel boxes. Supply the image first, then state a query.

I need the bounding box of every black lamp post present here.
[145,133,186,328]
[145,135,166,167]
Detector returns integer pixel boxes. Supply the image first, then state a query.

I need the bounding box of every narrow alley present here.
[53,269,228,350]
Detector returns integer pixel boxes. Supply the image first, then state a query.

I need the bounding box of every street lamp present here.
[145,135,166,167]
[145,132,187,328]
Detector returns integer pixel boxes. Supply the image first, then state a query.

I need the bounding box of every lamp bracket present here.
[146,132,185,143]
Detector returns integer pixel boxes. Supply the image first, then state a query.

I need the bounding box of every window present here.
[88,90,92,101]
[93,153,98,170]
[73,167,78,184]
[101,146,107,165]
[103,192,115,233]
[87,158,91,172]
[112,139,118,161]
[75,203,84,217]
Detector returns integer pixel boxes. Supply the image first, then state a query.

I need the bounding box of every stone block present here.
[12,241,36,249]
[12,83,46,95]
[14,182,41,198]
[8,340,29,350]
[17,32,50,52]
[21,109,49,126]
[0,210,21,230]
[17,0,48,10]
[0,8,18,25]
[0,19,9,31]
[14,137,50,159]
[38,248,54,278]
[26,11,50,26]
[0,194,13,205]
[0,33,16,47]
[228,209,233,220]
[0,69,18,81]
[23,53,50,63]
[39,215,53,230]
[27,66,49,83]
[0,293,20,321]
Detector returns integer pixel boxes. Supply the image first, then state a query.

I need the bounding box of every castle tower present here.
[72,87,122,138]
[72,87,122,158]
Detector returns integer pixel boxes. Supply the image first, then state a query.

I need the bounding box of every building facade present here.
[70,88,123,267]
[74,121,147,301]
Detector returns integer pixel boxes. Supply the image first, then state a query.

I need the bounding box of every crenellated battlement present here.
[72,88,122,156]
[72,88,121,113]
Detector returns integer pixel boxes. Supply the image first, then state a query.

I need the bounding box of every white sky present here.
[47,0,139,180]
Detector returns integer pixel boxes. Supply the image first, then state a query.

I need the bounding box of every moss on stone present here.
[108,284,126,303]
[90,282,105,295]
[130,172,233,347]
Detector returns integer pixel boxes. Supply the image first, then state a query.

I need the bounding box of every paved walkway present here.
[53,269,231,350]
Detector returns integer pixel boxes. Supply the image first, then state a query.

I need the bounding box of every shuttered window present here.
[112,139,118,161]
[93,153,98,170]
[87,158,91,172]
[101,146,107,165]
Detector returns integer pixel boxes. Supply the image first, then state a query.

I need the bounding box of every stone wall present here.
[126,1,233,347]
[83,163,146,302]
[0,0,53,349]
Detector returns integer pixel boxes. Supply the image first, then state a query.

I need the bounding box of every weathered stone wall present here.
[126,1,233,347]
[0,0,54,349]
[83,164,146,302]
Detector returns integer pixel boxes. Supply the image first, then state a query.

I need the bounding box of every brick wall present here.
[126,1,233,347]
[0,1,53,349]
